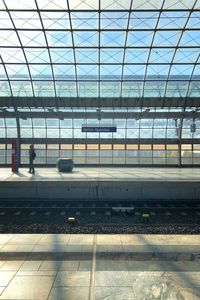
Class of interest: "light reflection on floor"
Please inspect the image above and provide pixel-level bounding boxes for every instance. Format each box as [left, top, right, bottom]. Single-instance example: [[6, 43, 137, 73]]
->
[[0, 234, 199, 299]]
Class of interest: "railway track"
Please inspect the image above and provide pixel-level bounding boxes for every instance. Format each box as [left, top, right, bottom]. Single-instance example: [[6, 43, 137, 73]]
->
[[0, 200, 200, 210], [0, 200, 200, 222], [0, 199, 200, 233]]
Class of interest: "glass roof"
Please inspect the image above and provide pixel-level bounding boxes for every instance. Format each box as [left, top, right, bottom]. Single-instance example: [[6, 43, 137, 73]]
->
[[0, 0, 199, 98]]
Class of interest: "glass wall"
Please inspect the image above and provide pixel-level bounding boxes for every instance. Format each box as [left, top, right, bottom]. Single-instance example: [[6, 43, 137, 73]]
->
[[0, 142, 199, 166], [18, 117, 180, 139], [0, 115, 199, 165]]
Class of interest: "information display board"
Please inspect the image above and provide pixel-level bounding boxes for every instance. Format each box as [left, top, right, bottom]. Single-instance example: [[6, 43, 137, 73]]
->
[[82, 126, 117, 132]]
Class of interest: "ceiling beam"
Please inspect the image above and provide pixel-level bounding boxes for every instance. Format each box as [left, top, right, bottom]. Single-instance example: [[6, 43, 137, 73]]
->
[[1, 138, 199, 145], [0, 97, 200, 108], [0, 8, 200, 12], [1, 111, 200, 119]]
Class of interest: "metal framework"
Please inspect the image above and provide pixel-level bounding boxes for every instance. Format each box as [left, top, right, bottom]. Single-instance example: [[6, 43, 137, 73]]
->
[[0, 0, 199, 101], [1, 138, 200, 145], [1, 111, 200, 119], [1, 97, 200, 108], [0, 0, 200, 165]]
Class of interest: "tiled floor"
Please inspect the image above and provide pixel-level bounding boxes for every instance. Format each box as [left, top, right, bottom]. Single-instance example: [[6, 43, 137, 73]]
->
[[0, 234, 200, 299], [1, 167, 200, 182]]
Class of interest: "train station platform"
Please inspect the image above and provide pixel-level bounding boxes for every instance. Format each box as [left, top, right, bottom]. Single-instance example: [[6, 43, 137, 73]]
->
[[0, 233, 199, 299], [0, 167, 200, 200]]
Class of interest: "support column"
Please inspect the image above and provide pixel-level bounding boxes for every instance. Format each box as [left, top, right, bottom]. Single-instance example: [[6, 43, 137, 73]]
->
[[178, 109, 184, 167], [15, 109, 21, 167]]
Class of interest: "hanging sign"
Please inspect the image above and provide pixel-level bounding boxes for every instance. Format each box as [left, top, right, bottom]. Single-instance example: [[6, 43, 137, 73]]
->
[[82, 124, 117, 132]]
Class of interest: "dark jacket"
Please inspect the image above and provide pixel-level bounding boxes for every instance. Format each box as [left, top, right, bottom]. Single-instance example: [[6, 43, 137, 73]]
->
[[29, 149, 36, 161]]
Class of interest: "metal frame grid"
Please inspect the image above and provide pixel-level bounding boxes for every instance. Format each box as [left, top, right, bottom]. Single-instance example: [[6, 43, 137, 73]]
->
[[0, 0, 199, 102]]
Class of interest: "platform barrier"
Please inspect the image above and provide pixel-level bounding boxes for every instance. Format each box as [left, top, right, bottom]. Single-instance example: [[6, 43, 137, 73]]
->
[[0, 180, 200, 200]]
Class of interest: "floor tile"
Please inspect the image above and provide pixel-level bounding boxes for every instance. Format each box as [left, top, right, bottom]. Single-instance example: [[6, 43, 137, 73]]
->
[[96, 260, 128, 271], [129, 272, 197, 300], [2, 167, 200, 182], [95, 287, 135, 300], [15, 244, 35, 252], [0, 233, 199, 299], [7, 235, 41, 245], [48, 287, 89, 300], [68, 235, 94, 245], [0, 261, 24, 271], [96, 245, 123, 253], [17, 271, 56, 276], [0, 272, 15, 286], [79, 260, 92, 271], [165, 271, 200, 294], [97, 235, 122, 245], [65, 245, 82, 252], [19, 261, 42, 271], [59, 261, 79, 271], [181, 288, 200, 300], [54, 271, 91, 287], [32, 245, 66, 253], [39, 234, 70, 244], [95, 271, 132, 287], [0, 245, 19, 252], [81, 245, 93, 252], [0, 287, 5, 296], [39, 260, 61, 271], [0, 236, 12, 245], [0, 276, 54, 299]]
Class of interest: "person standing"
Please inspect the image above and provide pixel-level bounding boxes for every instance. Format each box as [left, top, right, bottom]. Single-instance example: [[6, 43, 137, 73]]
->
[[28, 144, 36, 174]]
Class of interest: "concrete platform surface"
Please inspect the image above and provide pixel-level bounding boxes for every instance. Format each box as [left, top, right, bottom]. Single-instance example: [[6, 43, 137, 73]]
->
[[0, 234, 199, 299], [1, 167, 200, 182], [1, 167, 200, 200]]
